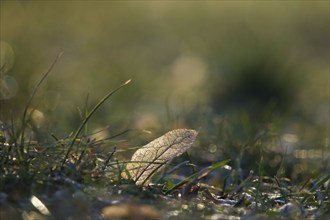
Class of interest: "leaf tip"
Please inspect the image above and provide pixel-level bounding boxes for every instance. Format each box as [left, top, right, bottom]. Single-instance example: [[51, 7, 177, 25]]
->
[[58, 51, 64, 58], [124, 79, 132, 85]]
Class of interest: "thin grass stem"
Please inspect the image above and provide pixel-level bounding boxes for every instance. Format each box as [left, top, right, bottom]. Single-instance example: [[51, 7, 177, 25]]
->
[[61, 79, 131, 169], [20, 52, 63, 149]]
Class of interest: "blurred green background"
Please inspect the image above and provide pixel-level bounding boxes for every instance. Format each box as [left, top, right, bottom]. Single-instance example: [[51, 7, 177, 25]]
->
[[1, 1, 329, 179]]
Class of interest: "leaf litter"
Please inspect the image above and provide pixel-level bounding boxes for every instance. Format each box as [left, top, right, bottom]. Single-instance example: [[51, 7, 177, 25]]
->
[[122, 129, 198, 186]]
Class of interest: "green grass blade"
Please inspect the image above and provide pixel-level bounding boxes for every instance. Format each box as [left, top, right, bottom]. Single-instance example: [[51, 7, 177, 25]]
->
[[165, 159, 230, 195], [300, 174, 330, 204], [61, 79, 131, 169], [20, 52, 63, 148]]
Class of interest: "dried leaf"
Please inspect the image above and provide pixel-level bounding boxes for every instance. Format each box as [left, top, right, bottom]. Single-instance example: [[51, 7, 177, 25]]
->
[[30, 195, 51, 215], [123, 129, 198, 186]]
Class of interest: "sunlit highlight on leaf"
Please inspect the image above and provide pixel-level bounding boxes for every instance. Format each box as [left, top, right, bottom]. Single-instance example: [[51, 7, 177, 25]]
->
[[30, 195, 50, 215]]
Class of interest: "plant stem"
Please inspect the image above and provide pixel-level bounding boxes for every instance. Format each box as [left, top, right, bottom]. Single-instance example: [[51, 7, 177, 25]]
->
[[61, 79, 131, 170]]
